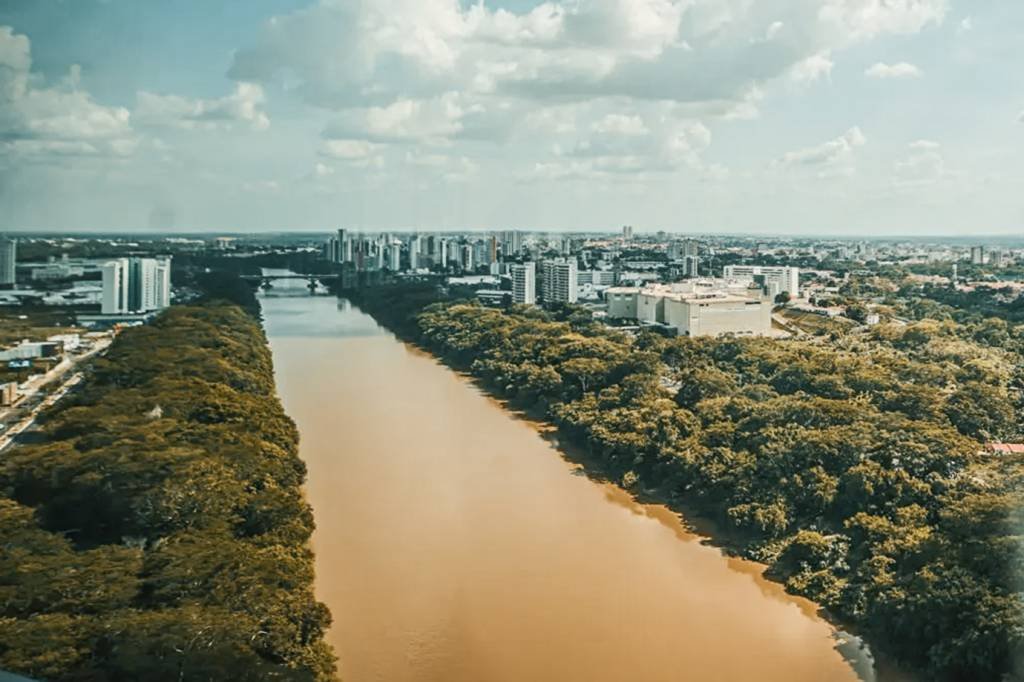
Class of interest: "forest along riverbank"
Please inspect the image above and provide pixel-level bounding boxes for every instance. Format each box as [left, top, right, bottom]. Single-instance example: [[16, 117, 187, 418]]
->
[[260, 288, 883, 682], [0, 302, 334, 681]]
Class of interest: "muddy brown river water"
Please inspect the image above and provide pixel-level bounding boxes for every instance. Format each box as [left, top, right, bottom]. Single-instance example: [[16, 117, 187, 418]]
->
[[261, 288, 881, 682]]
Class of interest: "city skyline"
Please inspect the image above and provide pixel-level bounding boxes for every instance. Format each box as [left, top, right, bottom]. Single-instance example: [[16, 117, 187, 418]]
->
[[1, 1, 1022, 234]]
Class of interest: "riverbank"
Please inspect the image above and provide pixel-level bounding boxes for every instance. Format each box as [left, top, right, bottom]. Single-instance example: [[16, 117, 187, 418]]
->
[[0, 303, 336, 681], [261, 292, 876, 682], [400, 332, 904, 681], [343, 283, 1022, 682]]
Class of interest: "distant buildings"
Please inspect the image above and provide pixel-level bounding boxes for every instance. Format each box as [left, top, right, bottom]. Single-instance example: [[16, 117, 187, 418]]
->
[[101, 257, 171, 315], [577, 269, 616, 286], [501, 230, 523, 258], [325, 229, 352, 264], [668, 239, 700, 260], [606, 280, 772, 337], [487, 236, 498, 265], [970, 246, 986, 265], [511, 262, 536, 305], [622, 225, 634, 241], [0, 236, 15, 288], [31, 263, 85, 281], [722, 265, 800, 298], [407, 236, 424, 270], [0, 340, 61, 361], [387, 241, 401, 271], [682, 255, 700, 279], [542, 259, 578, 304]]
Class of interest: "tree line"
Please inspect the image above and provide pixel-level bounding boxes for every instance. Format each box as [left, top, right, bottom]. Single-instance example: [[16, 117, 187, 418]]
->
[[0, 303, 335, 681], [349, 283, 1024, 682]]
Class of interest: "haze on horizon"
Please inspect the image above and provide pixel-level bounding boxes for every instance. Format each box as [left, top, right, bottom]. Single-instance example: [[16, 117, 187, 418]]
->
[[0, 0, 1021, 235]]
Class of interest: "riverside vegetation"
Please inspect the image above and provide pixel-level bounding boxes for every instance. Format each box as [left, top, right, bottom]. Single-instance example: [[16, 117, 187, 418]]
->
[[350, 283, 1024, 682], [0, 291, 335, 680]]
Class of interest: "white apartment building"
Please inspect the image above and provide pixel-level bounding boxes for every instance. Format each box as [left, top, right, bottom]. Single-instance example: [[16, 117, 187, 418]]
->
[[722, 265, 800, 297], [542, 259, 578, 304], [511, 262, 536, 305], [577, 269, 617, 286], [101, 257, 172, 315], [101, 259, 129, 314]]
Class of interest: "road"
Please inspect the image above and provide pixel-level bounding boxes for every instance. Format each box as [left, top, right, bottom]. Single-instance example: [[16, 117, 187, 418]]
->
[[0, 336, 112, 452]]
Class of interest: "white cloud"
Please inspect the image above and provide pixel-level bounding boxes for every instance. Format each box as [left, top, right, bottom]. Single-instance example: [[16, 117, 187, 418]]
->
[[789, 52, 834, 83], [592, 114, 648, 136], [231, 0, 946, 111], [0, 26, 135, 160], [958, 16, 973, 33], [324, 93, 468, 144], [819, 0, 947, 40], [548, 112, 712, 179], [865, 61, 923, 79], [135, 82, 270, 131], [319, 138, 385, 170], [892, 144, 950, 189], [219, 0, 950, 189], [320, 139, 380, 160], [777, 126, 867, 176], [404, 150, 478, 182]]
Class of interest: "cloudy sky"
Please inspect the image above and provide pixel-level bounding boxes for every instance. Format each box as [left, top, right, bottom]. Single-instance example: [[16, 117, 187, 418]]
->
[[0, 0, 1021, 234]]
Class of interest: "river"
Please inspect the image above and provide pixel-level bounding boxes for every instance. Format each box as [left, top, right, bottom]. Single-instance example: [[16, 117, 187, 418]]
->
[[260, 284, 882, 682]]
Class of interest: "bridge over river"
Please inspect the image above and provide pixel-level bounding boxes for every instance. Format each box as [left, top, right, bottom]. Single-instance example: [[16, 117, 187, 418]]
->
[[240, 273, 340, 291]]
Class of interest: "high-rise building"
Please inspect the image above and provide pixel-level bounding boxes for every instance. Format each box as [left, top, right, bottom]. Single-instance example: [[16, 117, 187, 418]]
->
[[542, 259, 578, 304], [154, 259, 171, 309], [447, 240, 461, 267], [501, 230, 522, 258], [101, 257, 172, 315], [970, 246, 986, 265], [325, 228, 353, 264], [511, 262, 536, 305], [437, 238, 448, 268], [101, 259, 129, 314], [0, 236, 15, 288], [461, 244, 474, 271], [387, 241, 402, 271], [622, 225, 634, 241], [409, 236, 423, 270], [683, 255, 700, 278], [668, 239, 699, 261], [487, 235, 498, 264]]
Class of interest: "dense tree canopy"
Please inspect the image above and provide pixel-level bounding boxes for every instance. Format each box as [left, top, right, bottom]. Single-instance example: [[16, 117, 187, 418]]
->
[[0, 304, 335, 681]]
